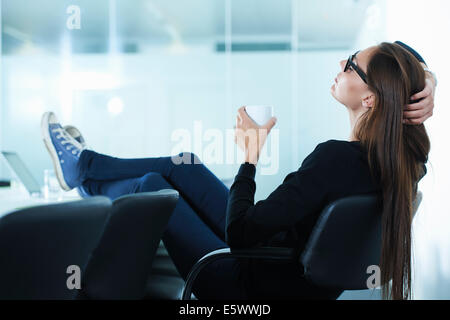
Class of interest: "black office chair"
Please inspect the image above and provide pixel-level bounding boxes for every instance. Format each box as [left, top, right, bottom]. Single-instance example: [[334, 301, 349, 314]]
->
[[78, 189, 179, 300], [0, 196, 112, 300], [181, 192, 423, 300]]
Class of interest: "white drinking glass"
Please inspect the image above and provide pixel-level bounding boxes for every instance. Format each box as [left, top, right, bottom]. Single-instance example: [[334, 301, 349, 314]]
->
[[44, 169, 62, 201]]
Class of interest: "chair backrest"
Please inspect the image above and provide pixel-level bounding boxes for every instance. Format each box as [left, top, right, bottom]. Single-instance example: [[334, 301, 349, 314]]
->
[[78, 189, 179, 300], [300, 192, 422, 290], [0, 197, 112, 299], [300, 194, 382, 290]]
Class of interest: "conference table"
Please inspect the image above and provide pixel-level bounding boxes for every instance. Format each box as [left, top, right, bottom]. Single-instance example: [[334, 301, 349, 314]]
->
[[0, 185, 81, 219], [0, 176, 236, 219]]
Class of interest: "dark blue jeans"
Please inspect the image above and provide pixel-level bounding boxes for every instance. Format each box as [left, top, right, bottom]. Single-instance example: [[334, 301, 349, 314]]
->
[[77, 150, 247, 299]]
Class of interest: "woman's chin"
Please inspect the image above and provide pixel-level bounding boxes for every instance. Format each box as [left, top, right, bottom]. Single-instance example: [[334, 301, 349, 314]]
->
[[330, 84, 337, 98], [330, 86, 344, 106]]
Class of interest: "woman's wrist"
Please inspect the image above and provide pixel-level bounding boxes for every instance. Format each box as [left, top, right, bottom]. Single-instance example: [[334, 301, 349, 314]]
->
[[421, 63, 437, 87], [244, 152, 258, 165], [424, 69, 437, 87]]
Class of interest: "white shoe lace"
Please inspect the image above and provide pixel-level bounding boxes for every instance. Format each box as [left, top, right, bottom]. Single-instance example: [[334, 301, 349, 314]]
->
[[51, 127, 82, 156]]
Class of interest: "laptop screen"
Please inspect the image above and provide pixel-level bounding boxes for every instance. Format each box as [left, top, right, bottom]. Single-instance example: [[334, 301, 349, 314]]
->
[[1, 151, 41, 195]]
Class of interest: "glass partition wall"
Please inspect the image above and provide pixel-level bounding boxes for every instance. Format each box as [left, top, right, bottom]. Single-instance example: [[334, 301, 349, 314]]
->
[[0, 0, 374, 198]]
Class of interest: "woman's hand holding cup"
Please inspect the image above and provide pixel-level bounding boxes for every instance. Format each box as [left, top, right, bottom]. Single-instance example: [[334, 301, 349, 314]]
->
[[234, 106, 277, 165]]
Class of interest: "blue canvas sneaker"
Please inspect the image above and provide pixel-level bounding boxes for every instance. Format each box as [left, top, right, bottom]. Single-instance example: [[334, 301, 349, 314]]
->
[[63, 125, 90, 198], [63, 125, 87, 149], [41, 112, 84, 191]]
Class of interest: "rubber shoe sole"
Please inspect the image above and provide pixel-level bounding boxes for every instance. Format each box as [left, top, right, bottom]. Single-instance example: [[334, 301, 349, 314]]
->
[[41, 112, 72, 191]]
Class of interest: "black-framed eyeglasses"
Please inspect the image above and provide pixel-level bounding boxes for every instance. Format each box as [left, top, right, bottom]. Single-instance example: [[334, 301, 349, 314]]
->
[[344, 51, 367, 84]]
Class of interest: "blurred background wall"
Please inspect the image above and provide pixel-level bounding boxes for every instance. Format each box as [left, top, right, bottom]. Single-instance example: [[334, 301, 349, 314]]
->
[[0, 0, 448, 299]]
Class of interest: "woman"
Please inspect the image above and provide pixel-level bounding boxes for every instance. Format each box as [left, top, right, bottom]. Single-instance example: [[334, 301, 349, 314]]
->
[[42, 41, 435, 300]]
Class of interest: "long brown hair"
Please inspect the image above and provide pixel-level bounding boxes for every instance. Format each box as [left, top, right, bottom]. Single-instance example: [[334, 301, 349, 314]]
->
[[354, 42, 430, 300]]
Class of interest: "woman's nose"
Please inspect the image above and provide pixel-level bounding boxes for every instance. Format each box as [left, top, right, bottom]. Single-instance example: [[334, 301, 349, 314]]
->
[[339, 60, 346, 70]]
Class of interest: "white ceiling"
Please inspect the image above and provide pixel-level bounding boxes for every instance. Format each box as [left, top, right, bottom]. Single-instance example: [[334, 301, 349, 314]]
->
[[2, 0, 376, 53]]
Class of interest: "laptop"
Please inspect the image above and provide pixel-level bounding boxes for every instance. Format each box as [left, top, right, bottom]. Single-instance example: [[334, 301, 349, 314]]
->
[[1, 151, 42, 197]]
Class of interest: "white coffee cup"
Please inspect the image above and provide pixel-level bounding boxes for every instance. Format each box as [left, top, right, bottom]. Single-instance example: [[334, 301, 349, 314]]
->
[[244, 105, 274, 126]]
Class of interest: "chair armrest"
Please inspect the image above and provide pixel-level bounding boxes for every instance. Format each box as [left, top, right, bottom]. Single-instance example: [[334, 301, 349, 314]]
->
[[181, 247, 294, 300]]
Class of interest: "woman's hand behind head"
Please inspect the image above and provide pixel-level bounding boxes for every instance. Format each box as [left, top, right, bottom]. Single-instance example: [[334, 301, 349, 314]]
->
[[403, 77, 436, 125]]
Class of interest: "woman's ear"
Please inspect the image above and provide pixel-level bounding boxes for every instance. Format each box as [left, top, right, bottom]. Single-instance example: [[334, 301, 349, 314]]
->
[[362, 94, 375, 109]]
